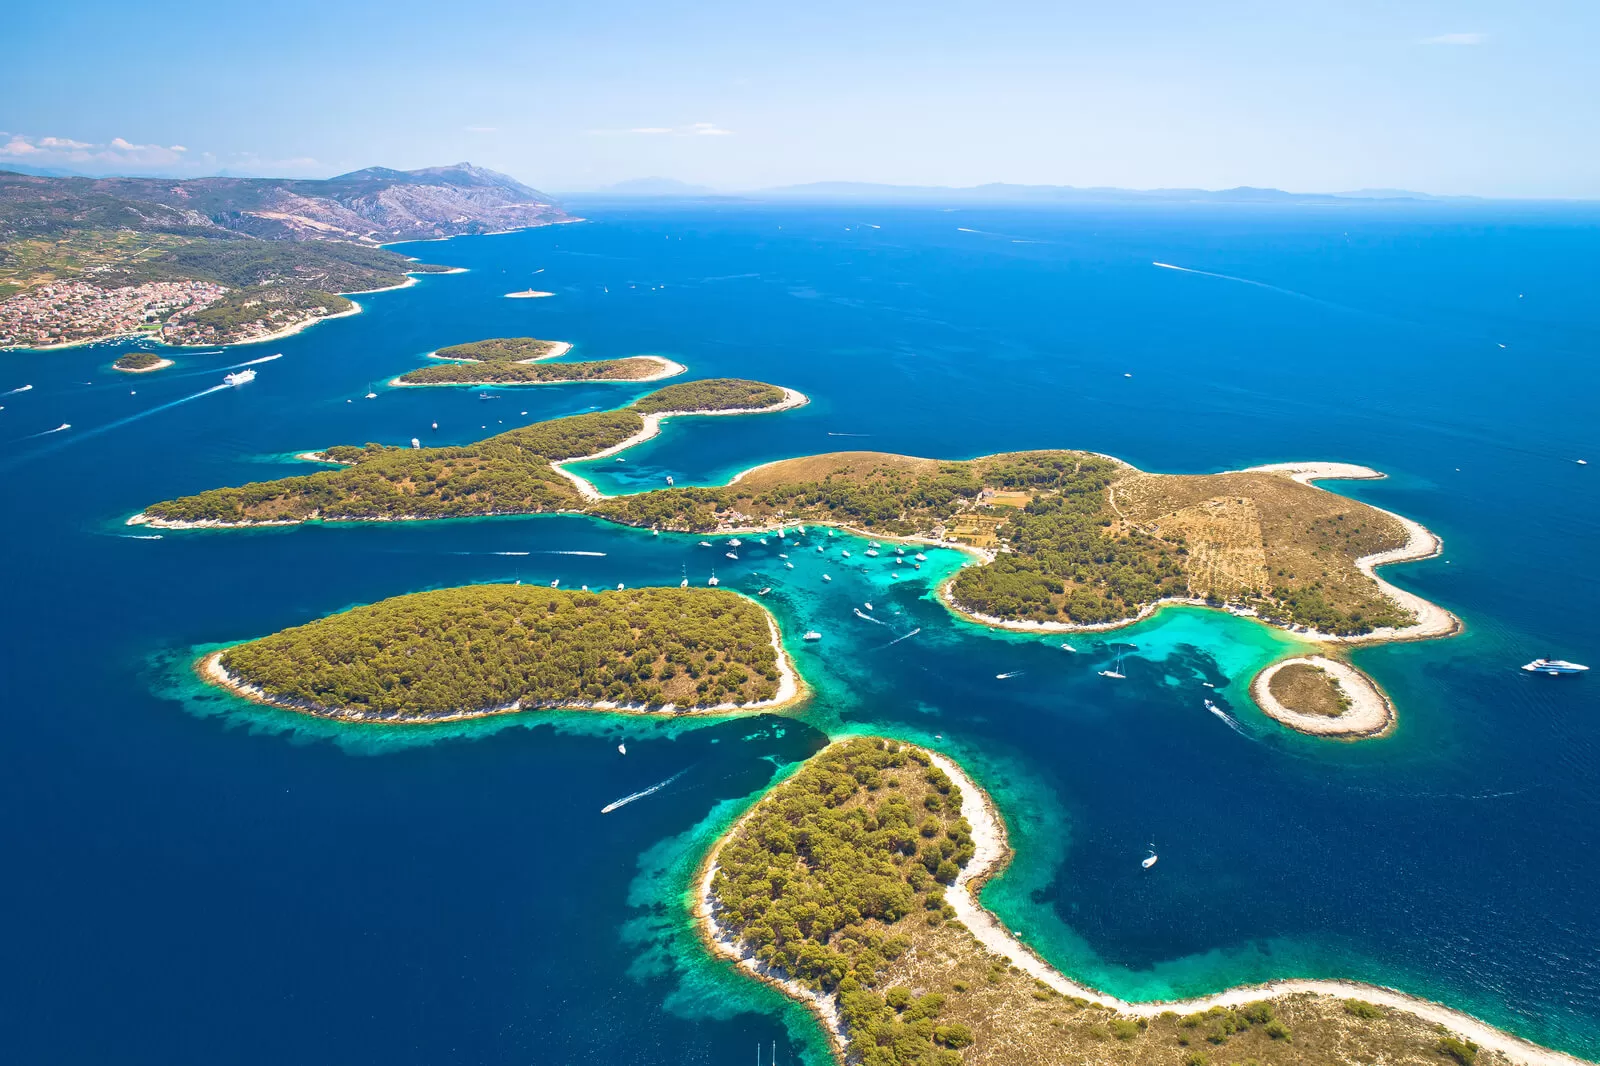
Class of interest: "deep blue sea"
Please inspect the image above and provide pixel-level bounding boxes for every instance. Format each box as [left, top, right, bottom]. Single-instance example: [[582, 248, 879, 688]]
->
[[2, 201, 1598, 1064]]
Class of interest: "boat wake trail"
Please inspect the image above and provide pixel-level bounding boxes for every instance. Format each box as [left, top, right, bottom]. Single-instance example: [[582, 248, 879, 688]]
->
[[995, 670, 1024, 680], [3, 384, 33, 396], [601, 770, 687, 814], [854, 608, 886, 625], [827, 432, 871, 437], [222, 353, 283, 371], [870, 627, 922, 651], [1152, 261, 1353, 313], [539, 550, 606, 557], [5, 382, 232, 461], [493, 551, 531, 556], [1205, 700, 1257, 740]]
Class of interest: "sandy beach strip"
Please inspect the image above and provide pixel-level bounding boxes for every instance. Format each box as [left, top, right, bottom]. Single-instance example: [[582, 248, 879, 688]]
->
[[1249, 655, 1394, 737], [1243, 462, 1461, 645], [927, 751, 1587, 1066], [550, 388, 811, 502]]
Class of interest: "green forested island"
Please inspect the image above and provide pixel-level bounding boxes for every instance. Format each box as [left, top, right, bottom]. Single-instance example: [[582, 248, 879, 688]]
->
[[593, 450, 1411, 634], [394, 335, 679, 385], [704, 739, 1524, 1066], [139, 386, 1415, 635], [136, 378, 790, 526], [210, 584, 788, 720], [112, 351, 169, 371]]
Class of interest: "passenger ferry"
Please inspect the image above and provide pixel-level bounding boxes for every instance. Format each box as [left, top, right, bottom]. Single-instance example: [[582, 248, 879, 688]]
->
[[223, 368, 256, 387]]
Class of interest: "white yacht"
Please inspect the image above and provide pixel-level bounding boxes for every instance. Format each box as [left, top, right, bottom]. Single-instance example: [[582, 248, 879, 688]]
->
[[708, 570, 719, 586], [1142, 848, 1159, 869], [699, 540, 713, 548], [804, 631, 822, 641], [864, 549, 878, 557], [223, 368, 256, 387], [914, 553, 927, 562], [822, 574, 832, 582], [1523, 659, 1589, 675], [726, 552, 739, 560]]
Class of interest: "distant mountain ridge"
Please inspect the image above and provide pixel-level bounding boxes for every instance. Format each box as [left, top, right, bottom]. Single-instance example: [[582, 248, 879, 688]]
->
[[749, 181, 1473, 204], [568, 178, 1473, 204], [0, 162, 568, 244]]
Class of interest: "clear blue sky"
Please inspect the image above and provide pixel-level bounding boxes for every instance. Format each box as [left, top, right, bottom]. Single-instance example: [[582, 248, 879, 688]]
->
[[3, 0, 1595, 197]]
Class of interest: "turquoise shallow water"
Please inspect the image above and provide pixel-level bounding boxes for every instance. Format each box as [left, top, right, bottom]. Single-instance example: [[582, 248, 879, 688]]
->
[[2, 201, 1598, 1064]]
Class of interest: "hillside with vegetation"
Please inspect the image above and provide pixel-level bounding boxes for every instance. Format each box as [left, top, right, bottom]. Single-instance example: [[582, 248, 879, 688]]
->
[[137, 379, 789, 526], [395, 335, 673, 385], [594, 449, 1410, 635], [0, 164, 566, 346], [214, 584, 784, 720], [705, 739, 1525, 1066]]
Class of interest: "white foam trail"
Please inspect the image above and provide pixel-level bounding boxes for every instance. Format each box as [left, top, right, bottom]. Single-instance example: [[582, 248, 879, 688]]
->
[[854, 608, 886, 625], [873, 627, 922, 650], [14, 382, 228, 452], [601, 769, 686, 813], [222, 353, 283, 370], [1206, 701, 1255, 740], [120, 534, 163, 540], [956, 227, 981, 233], [24, 422, 71, 438], [3, 384, 33, 396], [1152, 261, 1327, 304], [536, 550, 606, 557], [996, 670, 1024, 679], [493, 551, 530, 556]]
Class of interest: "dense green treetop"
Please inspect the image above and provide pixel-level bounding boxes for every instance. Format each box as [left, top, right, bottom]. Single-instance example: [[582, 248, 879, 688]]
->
[[140, 382, 786, 525], [218, 584, 783, 719], [711, 737, 976, 1065], [432, 337, 563, 362], [399, 358, 664, 385], [112, 351, 166, 370], [632, 378, 786, 413]]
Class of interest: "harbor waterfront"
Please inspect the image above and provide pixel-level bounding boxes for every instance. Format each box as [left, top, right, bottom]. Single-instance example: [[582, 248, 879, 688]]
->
[[2, 202, 1598, 1064]]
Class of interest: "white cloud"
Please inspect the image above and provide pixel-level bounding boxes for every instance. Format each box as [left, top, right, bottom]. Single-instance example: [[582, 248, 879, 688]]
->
[[1421, 32, 1487, 45], [629, 127, 675, 135], [0, 132, 265, 172], [691, 122, 733, 136]]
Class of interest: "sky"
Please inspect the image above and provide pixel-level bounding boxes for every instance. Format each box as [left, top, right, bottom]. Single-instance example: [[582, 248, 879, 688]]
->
[[2, 0, 1596, 198]]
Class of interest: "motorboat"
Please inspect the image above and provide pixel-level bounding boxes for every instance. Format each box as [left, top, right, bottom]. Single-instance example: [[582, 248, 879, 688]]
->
[[1523, 659, 1589, 675]]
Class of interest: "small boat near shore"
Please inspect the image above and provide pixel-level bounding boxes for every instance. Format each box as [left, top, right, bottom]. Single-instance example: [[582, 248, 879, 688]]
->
[[1523, 658, 1589, 675], [804, 631, 822, 641]]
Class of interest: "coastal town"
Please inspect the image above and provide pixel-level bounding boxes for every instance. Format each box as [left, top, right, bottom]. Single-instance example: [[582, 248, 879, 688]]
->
[[0, 278, 225, 348]]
